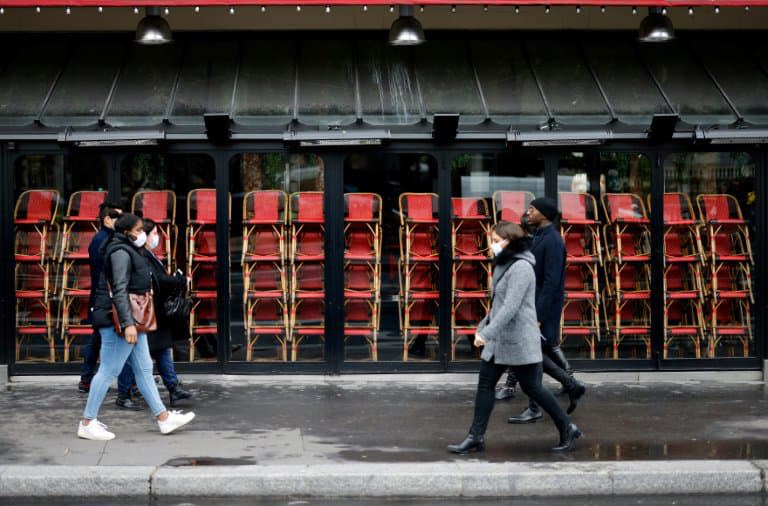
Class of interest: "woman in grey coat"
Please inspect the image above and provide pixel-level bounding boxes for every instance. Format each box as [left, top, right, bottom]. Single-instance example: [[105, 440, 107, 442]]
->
[[448, 222, 582, 454]]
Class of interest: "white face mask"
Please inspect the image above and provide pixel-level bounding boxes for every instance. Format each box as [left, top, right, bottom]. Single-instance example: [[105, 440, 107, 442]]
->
[[132, 231, 147, 248], [148, 232, 160, 250], [491, 240, 507, 256]]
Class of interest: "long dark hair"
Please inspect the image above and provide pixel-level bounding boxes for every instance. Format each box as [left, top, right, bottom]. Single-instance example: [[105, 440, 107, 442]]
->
[[142, 217, 157, 234], [113, 213, 142, 236]]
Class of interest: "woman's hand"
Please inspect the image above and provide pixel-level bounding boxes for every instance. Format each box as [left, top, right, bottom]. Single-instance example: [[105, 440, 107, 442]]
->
[[474, 333, 486, 348], [124, 325, 138, 344]]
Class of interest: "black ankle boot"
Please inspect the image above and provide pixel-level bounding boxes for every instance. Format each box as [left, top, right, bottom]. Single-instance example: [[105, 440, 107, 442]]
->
[[567, 381, 586, 415], [552, 423, 582, 452], [507, 405, 543, 424], [115, 395, 142, 411], [447, 434, 485, 454], [169, 385, 192, 405]]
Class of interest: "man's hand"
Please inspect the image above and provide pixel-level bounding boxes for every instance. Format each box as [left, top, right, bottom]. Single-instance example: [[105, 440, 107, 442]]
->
[[124, 325, 138, 344], [474, 333, 486, 348]]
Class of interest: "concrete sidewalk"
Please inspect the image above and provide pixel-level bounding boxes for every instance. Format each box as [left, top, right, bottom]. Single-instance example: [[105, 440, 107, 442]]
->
[[1, 372, 767, 498]]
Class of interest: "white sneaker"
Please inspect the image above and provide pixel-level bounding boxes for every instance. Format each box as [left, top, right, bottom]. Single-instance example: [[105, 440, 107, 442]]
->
[[158, 410, 195, 435], [78, 419, 115, 441]]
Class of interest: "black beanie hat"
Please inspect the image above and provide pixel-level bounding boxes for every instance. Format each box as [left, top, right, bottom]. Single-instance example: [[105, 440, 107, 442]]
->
[[530, 197, 559, 222]]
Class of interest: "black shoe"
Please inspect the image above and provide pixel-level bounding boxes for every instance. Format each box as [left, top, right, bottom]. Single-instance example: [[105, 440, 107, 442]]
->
[[495, 385, 517, 401], [169, 386, 192, 406], [115, 396, 142, 411], [507, 407, 543, 424], [552, 423, 582, 452], [567, 381, 586, 415], [78, 381, 90, 394], [447, 434, 485, 454]]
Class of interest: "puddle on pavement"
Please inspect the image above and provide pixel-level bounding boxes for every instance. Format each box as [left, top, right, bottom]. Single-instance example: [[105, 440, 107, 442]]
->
[[164, 457, 255, 466]]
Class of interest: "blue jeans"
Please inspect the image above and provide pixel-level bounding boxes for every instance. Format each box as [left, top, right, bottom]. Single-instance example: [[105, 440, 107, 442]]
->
[[118, 347, 179, 396], [80, 329, 135, 393], [83, 326, 166, 419]]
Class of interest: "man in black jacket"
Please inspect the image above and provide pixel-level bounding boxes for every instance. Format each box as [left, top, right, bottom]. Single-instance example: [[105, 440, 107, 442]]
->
[[507, 197, 586, 423]]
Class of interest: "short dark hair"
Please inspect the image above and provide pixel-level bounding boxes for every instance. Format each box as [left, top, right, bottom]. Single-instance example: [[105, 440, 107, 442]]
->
[[142, 217, 157, 234], [98, 201, 122, 222], [113, 213, 142, 235]]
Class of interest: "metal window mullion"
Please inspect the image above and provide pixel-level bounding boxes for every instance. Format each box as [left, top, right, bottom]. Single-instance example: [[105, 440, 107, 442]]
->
[[229, 40, 243, 119], [650, 149, 665, 368], [466, 39, 490, 121], [99, 42, 131, 126], [634, 43, 677, 115], [521, 41, 554, 124], [580, 41, 617, 122], [685, 42, 743, 123], [437, 151, 452, 367], [163, 39, 188, 123], [353, 41, 363, 122], [214, 151, 231, 369], [36, 39, 73, 124]]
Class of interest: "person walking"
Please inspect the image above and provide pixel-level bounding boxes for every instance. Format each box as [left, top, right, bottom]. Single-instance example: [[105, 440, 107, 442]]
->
[[116, 218, 192, 407], [78, 201, 136, 410], [77, 213, 195, 441], [447, 222, 582, 454], [508, 197, 586, 424]]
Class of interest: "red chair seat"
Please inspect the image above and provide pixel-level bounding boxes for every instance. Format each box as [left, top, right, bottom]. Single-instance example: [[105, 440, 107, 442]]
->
[[562, 328, 594, 335], [714, 327, 747, 335], [617, 327, 650, 335], [667, 291, 698, 300], [14, 219, 48, 225], [192, 291, 217, 299], [716, 290, 750, 299], [18, 327, 49, 334], [16, 290, 46, 298], [669, 327, 699, 335], [407, 292, 440, 300], [619, 292, 651, 300], [565, 292, 595, 300], [454, 290, 488, 299], [710, 219, 747, 225], [15, 254, 44, 262], [248, 290, 284, 299], [248, 326, 286, 333], [295, 291, 325, 299], [561, 219, 599, 225]]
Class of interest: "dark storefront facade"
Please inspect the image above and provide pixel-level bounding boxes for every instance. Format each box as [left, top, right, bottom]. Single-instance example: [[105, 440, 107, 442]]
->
[[1, 23, 765, 375]]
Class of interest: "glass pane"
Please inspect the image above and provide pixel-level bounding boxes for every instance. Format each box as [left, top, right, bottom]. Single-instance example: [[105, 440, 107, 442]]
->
[[13, 155, 108, 364], [234, 40, 296, 126], [343, 154, 439, 362], [170, 40, 238, 125], [357, 40, 421, 125], [106, 44, 182, 126], [664, 153, 756, 359], [526, 40, 612, 125], [696, 41, 768, 125], [558, 152, 652, 360], [0, 39, 67, 126], [415, 41, 485, 125], [42, 40, 123, 127], [120, 155, 217, 362], [297, 40, 356, 126], [230, 153, 325, 362], [583, 40, 672, 125], [640, 43, 735, 125], [470, 40, 548, 126], [450, 153, 544, 361]]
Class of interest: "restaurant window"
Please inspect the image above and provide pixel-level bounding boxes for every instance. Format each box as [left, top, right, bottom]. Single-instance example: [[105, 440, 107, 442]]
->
[[230, 153, 325, 362], [558, 152, 652, 360], [12, 154, 107, 364], [450, 152, 545, 361], [664, 152, 757, 359], [121, 154, 216, 362], [343, 153, 439, 362]]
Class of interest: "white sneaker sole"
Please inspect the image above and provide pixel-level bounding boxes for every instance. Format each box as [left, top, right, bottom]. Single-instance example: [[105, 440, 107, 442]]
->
[[77, 429, 115, 441], [159, 412, 195, 435]]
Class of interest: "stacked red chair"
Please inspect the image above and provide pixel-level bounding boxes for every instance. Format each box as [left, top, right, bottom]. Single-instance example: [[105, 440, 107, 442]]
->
[[242, 190, 288, 362], [58, 191, 106, 362], [559, 192, 602, 359], [602, 193, 652, 358], [492, 190, 535, 225], [14, 190, 60, 362], [132, 190, 177, 272], [698, 194, 754, 357], [650, 193, 706, 358], [289, 192, 325, 361], [399, 193, 439, 361], [187, 189, 229, 362], [451, 197, 491, 360], [343, 193, 382, 361]]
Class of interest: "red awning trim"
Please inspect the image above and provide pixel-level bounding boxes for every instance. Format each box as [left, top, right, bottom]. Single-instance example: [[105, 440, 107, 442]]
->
[[0, 0, 766, 6]]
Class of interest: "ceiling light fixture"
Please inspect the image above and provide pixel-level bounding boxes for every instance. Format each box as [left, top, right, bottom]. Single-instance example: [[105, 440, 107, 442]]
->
[[388, 5, 425, 46], [638, 7, 675, 42], [135, 6, 172, 45]]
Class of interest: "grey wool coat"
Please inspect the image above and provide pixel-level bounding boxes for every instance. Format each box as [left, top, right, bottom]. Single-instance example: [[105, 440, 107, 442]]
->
[[476, 250, 543, 366]]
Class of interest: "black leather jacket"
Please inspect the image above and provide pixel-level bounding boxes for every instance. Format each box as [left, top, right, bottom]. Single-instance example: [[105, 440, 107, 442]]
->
[[90, 233, 153, 331]]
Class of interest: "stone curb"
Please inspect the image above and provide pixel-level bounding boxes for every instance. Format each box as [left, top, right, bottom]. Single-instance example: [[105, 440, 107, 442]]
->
[[1, 461, 765, 498]]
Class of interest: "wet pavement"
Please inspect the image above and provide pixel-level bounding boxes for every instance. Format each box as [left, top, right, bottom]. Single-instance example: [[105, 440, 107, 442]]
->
[[0, 373, 767, 466]]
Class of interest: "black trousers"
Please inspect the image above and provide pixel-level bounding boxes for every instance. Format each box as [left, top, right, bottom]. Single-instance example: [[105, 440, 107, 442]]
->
[[470, 358, 570, 437]]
